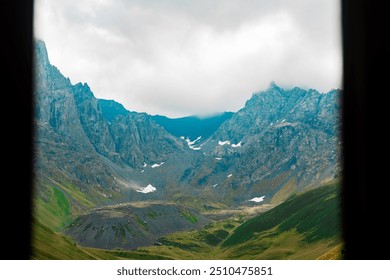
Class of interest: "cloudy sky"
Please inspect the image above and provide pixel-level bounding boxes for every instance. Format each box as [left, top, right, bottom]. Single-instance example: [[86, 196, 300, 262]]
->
[[35, 0, 341, 118]]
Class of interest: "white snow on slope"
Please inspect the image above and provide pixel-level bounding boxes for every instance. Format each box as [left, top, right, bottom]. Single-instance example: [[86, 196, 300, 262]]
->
[[248, 196, 265, 203], [187, 136, 202, 145], [231, 141, 242, 148], [218, 140, 231, 146], [227, 174, 233, 178], [136, 184, 157, 193], [186, 136, 202, 150], [215, 157, 222, 160], [274, 122, 298, 128], [151, 162, 164, 168], [212, 184, 218, 188]]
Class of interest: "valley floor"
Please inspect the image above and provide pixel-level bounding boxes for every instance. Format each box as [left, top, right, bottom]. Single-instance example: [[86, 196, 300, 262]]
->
[[32, 183, 343, 260]]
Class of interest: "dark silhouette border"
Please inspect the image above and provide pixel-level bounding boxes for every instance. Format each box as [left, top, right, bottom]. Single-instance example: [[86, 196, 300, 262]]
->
[[1, 0, 389, 259]]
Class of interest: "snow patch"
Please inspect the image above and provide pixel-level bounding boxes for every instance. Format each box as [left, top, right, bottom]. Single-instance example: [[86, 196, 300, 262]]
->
[[186, 136, 202, 150], [212, 184, 218, 188], [227, 174, 233, 178], [218, 140, 231, 146], [151, 162, 164, 168], [231, 141, 242, 148], [143, 163, 147, 168], [275, 122, 298, 128], [136, 184, 157, 194], [187, 136, 202, 145], [180, 136, 185, 140], [248, 196, 265, 203], [215, 157, 222, 160]]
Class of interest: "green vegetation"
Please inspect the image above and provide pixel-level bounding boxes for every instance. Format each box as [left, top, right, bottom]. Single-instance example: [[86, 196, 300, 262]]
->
[[118, 184, 342, 260], [223, 183, 340, 247], [134, 215, 149, 231], [146, 210, 158, 219], [179, 210, 198, 223], [57, 181, 95, 208], [32, 182, 342, 260], [202, 230, 229, 246], [32, 221, 94, 260], [34, 184, 72, 230], [171, 193, 227, 212], [31, 221, 169, 260]]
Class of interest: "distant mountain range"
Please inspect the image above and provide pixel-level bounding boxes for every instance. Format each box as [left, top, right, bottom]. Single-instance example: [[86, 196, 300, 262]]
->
[[33, 40, 341, 256], [151, 113, 234, 140]]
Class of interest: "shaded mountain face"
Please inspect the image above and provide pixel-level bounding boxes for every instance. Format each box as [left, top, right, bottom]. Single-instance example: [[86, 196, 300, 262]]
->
[[187, 83, 341, 205], [34, 41, 192, 203], [34, 40, 340, 208], [151, 113, 234, 141]]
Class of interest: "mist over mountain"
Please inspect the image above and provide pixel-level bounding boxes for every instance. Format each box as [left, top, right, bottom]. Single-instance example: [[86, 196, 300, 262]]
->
[[33, 40, 341, 255], [192, 82, 341, 204], [34, 40, 340, 206]]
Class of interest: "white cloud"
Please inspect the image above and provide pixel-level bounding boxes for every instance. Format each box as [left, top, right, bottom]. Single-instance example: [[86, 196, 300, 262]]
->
[[34, 0, 341, 118]]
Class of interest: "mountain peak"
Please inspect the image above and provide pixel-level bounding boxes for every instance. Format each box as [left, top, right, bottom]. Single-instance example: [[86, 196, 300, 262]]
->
[[269, 81, 280, 89], [98, 99, 130, 122], [74, 82, 91, 91], [35, 40, 50, 66]]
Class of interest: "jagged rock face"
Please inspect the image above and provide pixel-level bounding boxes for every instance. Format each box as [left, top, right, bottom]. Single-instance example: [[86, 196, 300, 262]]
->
[[193, 83, 341, 204], [34, 40, 341, 206], [34, 41, 91, 149], [104, 108, 186, 169], [33, 41, 188, 198], [72, 83, 116, 158]]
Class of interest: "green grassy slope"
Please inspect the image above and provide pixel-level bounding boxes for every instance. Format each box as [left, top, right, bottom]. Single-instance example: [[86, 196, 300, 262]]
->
[[34, 184, 72, 230], [128, 184, 342, 260], [223, 183, 340, 247], [33, 176, 99, 230], [32, 183, 342, 260], [32, 221, 94, 259], [32, 220, 172, 260]]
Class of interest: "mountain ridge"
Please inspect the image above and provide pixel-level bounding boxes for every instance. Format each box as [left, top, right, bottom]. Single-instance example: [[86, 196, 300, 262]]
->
[[33, 40, 341, 255], [34, 39, 340, 207]]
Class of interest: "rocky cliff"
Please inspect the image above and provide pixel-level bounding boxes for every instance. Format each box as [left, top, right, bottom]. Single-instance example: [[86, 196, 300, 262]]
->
[[34, 40, 341, 208]]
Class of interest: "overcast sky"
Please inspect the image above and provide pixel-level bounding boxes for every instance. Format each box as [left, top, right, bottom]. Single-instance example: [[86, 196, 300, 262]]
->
[[35, 0, 341, 118]]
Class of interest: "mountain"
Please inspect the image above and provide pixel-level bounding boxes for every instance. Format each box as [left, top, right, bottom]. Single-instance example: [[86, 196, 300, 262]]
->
[[184, 82, 341, 205], [33, 40, 341, 256], [34, 40, 196, 207], [152, 113, 234, 141]]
